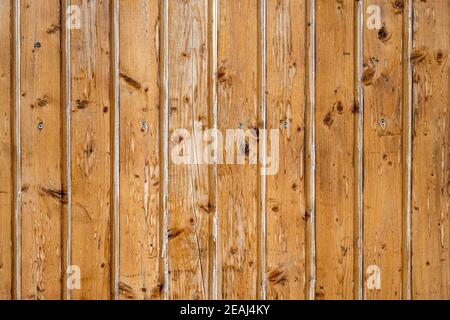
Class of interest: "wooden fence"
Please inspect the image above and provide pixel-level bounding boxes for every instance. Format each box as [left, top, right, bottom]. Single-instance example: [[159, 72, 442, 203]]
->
[[0, 0, 448, 300]]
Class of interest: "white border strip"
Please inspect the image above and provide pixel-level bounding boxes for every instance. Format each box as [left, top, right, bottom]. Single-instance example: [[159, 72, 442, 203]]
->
[[405, 0, 413, 300], [211, 0, 219, 301], [112, 0, 120, 301], [308, 0, 316, 301], [260, 0, 267, 300], [356, 0, 364, 301], [162, 0, 169, 300], [14, 0, 21, 300], [65, 0, 72, 301]]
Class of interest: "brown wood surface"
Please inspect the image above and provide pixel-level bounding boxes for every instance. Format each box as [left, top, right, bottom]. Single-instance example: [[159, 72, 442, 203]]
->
[[70, 0, 111, 300], [0, 0, 448, 301], [411, 0, 449, 300], [265, 0, 307, 300], [0, 0, 12, 300], [118, 0, 162, 300], [20, 0, 63, 300], [167, 0, 212, 300], [314, 0, 356, 300], [363, 0, 405, 300], [216, 0, 260, 299]]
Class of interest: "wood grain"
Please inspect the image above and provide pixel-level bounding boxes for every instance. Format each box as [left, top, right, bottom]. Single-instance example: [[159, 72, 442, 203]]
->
[[167, 0, 212, 300], [0, 0, 12, 300], [315, 0, 356, 300], [412, 0, 449, 300], [216, 0, 260, 299], [0, 0, 448, 301], [363, 0, 405, 300], [265, 0, 307, 300], [118, 0, 162, 300], [70, 0, 111, 300], [20, 0, 63, 300]]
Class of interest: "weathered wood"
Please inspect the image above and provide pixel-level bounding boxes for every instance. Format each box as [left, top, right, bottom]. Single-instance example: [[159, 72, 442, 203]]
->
[[0, 0, 12, 300], [315, 0, 356, 300], [0, 0, 448, 301], [70, 0, 111, 299], [167, 0, 212, 300], [363, 0, 405, 300], [20, 0, 63, 300], [118, 0, 162, 300], [216, 0, 260, 299], [412, 0, 449, 300], [265, 0, 307, 300]]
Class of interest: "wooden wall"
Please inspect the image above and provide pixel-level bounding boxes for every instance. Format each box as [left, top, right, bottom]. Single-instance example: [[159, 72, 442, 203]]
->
[[0, 0, 448, 300]]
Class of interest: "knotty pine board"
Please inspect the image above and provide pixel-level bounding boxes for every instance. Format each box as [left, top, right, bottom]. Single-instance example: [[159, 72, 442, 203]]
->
[[0, 0, 448, 301]]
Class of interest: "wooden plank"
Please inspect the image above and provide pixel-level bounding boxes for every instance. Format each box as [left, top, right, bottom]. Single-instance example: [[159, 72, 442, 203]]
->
[[0, 0, 12, 300], [118, 0, 162, 300], [265, 0, 307, 300], [411, 0, 449, 300], [216, 0, 260, 299], [362, 0, 405, 300], [70, 0, 111, 299], [167, 0, 212, 300], [20, 0, 63, 300], [315, 0, 356, 300]]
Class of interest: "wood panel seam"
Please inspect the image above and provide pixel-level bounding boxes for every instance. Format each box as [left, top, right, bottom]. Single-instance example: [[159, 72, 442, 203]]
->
[[307, 0, 316, 301], [402, 0, 413, 300], [111, 0, 120, 301], [211, 0, 219, 301], [62, 0, 72, 301], [12, 0, 21, 300], [355, 0, 364, 301], [161, 0, 169, 300], [259, 0, 267, 301]]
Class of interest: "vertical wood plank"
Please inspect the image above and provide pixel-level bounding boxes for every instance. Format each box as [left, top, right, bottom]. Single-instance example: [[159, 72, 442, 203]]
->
[[216, 0, 260, 299], [0, 0, 12, 300], [363, 0, 405, 300], [265, 0, 307, 300], [20, 0, 63, 300], [315, 0, 356, 300], [61, 0, 71, 301], [70, 0, 111, 299], [118, 0, 162, 300], [167, 0, 212, 300], [412, 0, 449, 300]]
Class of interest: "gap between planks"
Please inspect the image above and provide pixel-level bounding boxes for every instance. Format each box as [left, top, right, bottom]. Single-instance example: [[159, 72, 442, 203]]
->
[[306, 0, 316, 301], [210, 0, 219, 301], [12, 0, 21, 300], [355, 0, 364, 301], [259, 0, 267, 301], [402, 0, 413, 300], [111, 0, 120, 301], [62, 0, 72, 301], [161, 0, 170, 300]]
